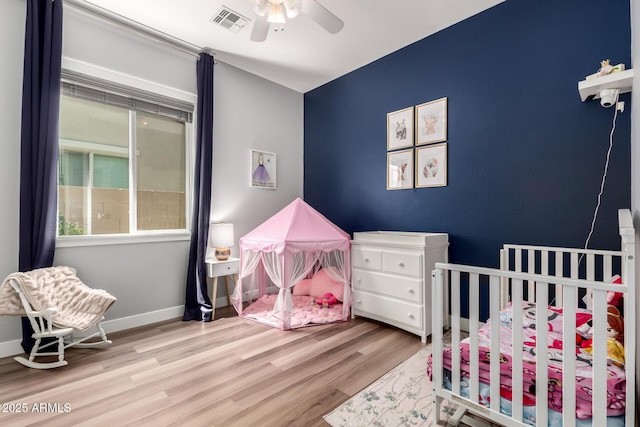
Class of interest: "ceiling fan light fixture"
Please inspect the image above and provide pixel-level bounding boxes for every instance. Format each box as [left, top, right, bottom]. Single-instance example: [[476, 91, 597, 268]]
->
[[252, 0, 268, 16], [250, 0, 343, 42], [283, 0, 302, 18], [267, 4, 286, 24]]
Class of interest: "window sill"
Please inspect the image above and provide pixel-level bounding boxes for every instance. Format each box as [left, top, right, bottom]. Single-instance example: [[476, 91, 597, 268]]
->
[[56, 230, 191, 248]]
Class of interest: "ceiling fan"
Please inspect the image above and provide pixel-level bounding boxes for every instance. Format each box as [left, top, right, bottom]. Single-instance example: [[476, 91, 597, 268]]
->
[[249, 0, 344, 42]]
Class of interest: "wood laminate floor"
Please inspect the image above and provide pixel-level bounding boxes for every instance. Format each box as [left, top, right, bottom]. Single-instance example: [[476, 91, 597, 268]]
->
[[0, 307, 425, 427]]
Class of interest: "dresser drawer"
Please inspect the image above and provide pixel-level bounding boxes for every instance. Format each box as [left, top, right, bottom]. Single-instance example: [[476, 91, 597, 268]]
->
[[353, 291, 422, 330], [351, 247, 383, 271], [352, 269, 422, 304], [382, 251, 422, 277], [351, 231, 448, 343]]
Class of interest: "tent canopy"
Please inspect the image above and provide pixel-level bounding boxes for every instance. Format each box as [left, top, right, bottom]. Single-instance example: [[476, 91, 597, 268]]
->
[[240, 198, 350, 254], [232, 198, 352, 330]]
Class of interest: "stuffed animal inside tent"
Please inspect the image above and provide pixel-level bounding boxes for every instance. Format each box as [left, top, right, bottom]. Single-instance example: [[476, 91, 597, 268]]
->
[[314, 293, 338, 308]]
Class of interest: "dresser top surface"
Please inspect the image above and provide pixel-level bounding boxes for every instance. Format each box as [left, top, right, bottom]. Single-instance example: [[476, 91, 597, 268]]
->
[[352, 231, 448, 246]]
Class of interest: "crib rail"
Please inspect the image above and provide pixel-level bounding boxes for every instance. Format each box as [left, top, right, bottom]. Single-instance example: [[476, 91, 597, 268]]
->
[[499, 244, 622, 309], [432, 263, 635, 427]]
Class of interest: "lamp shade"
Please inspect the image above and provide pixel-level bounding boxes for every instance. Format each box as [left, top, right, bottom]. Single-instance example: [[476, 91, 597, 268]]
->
[[210, 223, 234, 248]]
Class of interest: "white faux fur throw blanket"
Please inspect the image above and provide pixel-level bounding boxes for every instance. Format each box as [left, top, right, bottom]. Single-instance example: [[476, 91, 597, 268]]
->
[[0, 266, 116, 331]]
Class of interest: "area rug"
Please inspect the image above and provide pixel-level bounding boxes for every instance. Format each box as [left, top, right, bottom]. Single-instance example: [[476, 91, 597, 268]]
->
[[323, 344, 457, 426]]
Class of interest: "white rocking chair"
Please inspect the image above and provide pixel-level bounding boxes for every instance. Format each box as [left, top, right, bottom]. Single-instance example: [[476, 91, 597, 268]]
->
[[0, 266, 116, 369]]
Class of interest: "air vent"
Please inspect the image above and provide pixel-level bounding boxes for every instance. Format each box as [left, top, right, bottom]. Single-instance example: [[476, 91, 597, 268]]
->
[[210, 6, 250, 33]]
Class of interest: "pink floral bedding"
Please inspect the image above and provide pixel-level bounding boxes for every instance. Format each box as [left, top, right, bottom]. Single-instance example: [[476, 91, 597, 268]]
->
[[242, 294, 346, 328], [429, 302, 626, 420]]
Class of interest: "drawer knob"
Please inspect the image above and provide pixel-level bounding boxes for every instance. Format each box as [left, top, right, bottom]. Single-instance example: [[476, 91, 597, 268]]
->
[[407, 288, 414, 294], [398, 262, 405, 267], [357, 299, 362, 304], [407, 313, 415, 319], [357, 278, 361, 283], [364, 258, 370, 262]]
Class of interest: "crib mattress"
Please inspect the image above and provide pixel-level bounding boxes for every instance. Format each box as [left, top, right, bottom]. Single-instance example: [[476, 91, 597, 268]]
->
[[440, 370, 625, 427], [428, 301, 626, 421], [241, 294, 346, 328]]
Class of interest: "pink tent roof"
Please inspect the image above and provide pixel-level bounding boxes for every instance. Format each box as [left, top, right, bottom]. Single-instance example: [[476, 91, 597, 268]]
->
[[240, 198, 350, 254]]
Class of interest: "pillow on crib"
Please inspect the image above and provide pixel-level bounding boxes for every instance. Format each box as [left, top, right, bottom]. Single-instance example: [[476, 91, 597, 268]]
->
[[607, 274, 623, 307], [310, 269, 344, 302], [292, 278, 312, 296], [582, 274, 623, 310]]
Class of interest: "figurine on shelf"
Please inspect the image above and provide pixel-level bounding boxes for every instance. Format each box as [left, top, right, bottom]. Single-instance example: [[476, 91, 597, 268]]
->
[[585, 60, 625, 80], [598, 59, 615, 76]]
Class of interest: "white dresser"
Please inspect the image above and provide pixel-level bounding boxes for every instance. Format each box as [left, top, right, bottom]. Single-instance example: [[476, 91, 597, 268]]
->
[[351, 231, 449, 343]]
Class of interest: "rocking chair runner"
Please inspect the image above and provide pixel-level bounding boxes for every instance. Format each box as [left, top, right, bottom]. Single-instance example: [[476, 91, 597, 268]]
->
[[0, 266, 116, 369]]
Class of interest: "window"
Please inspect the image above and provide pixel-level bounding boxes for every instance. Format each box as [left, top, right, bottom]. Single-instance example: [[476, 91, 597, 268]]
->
[[58, 69, 193, 239]]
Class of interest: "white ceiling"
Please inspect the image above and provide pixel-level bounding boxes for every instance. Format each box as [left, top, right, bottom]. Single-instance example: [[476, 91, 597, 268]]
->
[[74, 0, 505, 93]]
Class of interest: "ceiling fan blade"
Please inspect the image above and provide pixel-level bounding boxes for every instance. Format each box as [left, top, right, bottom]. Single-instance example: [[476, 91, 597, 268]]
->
[[303, 0, 344, 34], [250, 16, 271, 42]]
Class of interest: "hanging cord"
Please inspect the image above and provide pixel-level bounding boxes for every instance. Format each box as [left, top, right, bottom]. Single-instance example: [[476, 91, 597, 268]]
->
[[579, 90, 620, 266]]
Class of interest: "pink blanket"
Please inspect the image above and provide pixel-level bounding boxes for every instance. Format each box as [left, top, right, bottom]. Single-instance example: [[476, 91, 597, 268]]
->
[[242, 294, 346, 328], [429, 302, 626, 419]]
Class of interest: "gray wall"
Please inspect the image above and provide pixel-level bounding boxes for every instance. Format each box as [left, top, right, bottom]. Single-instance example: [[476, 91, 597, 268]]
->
[[211, 61, 304, 255], [631, 0, 639, 411], [0, 0, 26, 348], [0, 1, 303, 356]]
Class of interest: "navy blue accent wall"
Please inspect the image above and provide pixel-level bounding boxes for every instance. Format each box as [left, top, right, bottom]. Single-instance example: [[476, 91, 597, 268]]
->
[[304, 0, 631, 270]]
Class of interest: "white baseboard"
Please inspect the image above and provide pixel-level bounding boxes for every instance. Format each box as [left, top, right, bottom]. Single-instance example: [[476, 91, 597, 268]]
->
[[101, 298, 235, 333], [447, 316, 484, 334], [0, 300, 235, 359], [100, 305, 185, 334], [0, 339, 23, 359], [459, 316, 470, 333]]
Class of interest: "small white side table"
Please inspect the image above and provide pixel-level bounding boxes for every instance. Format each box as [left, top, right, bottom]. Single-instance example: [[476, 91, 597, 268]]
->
[[205, 257, 239, 320]]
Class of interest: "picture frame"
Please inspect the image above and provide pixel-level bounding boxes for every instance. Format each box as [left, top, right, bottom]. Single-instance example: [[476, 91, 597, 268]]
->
[[387, 106, 414, 151], [415, 143, 447, 188], [387, 148, 414, 190], [415, 97, 447, 146], [250, 149, 276, 189]]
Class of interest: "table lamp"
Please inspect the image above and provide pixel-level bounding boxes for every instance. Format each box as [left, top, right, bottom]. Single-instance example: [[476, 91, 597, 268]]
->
[[210, 222, 234, 261]]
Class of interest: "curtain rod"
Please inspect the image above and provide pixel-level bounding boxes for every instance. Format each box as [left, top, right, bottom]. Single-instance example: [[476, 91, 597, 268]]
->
[[64, 0, 216, 60]]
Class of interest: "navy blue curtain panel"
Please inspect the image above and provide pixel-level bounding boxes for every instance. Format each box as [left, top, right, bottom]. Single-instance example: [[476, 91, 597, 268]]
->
[[183, 53, 215, 321], [19, 0, 63, 353]]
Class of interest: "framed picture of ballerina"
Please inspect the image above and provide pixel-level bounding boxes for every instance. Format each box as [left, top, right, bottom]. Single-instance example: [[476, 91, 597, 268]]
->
[[250, 149, 276, 189], [415, 97, 447, 146], [415, 143, 447, 188]]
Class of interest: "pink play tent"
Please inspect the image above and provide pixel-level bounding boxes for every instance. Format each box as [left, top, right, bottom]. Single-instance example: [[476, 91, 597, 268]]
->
[[230, 198, 351, 330]]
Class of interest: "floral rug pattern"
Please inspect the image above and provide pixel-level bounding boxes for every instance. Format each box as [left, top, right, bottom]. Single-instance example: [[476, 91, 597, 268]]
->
[[324, 344, 457, 426]]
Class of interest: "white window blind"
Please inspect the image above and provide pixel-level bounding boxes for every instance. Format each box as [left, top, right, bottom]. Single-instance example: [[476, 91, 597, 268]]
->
[[61, 69, 193, 123]]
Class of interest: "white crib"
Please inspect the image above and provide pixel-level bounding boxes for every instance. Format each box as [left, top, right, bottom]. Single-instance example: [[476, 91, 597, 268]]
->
[[431, 209, 636, 427]]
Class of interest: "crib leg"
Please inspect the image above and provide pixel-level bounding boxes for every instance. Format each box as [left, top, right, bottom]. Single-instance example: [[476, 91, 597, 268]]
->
[[434, 394, 442, 424], [449, 406, 466, 426]]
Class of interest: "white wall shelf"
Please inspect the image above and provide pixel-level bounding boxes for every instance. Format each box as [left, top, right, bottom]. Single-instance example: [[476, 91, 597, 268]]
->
[[578, 68, 634, 102]]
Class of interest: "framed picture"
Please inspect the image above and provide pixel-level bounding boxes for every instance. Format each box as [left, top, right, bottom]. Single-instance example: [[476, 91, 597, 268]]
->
[[415, 97, 447, 146], [387, 149, 414, 190], [415, 143, 447, 188], [250, 149, 276, 189], [387, 106, 414, 151]]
